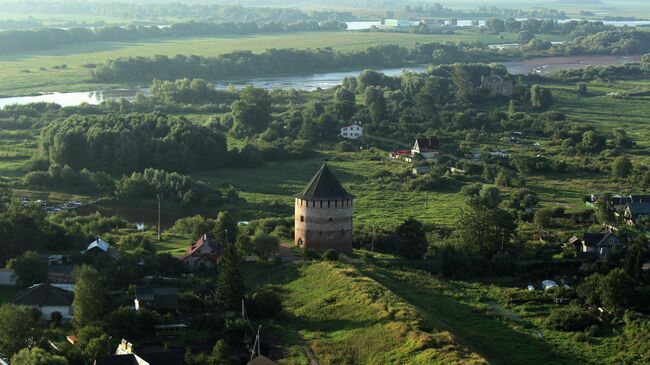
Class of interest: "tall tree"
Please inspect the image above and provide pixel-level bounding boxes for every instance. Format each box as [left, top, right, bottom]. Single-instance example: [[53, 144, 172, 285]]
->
[[456, 187, 516, 258], [595, 193, 615, 225], [11, 347, 68, 365], [230, 86, 271, 138], [395, 218, 427, 259], [72, 265, 105, 327], [0, 304, 39, 357], [333, 88, 356, 121], [530, 85, 553, 109], [215, 244, 245, 310], [213, 211, 238, 245], [612, 156, 633, 178], [6, 250, 47, 287]]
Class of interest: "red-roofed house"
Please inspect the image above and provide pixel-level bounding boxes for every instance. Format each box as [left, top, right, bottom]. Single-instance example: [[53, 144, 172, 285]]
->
[[411, 137, 441, 160], [179, 234, 221, 269]]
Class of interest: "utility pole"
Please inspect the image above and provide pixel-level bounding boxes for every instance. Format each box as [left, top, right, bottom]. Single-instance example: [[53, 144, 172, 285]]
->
[[156, 194, 163, 241], [225, 228, 229, 246]]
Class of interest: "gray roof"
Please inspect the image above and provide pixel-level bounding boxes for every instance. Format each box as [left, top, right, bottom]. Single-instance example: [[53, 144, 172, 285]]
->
[[294, 164, 353, 200], [582, 231, 622, 248], [13, 283, 73, 307], [627, 202, 650, 218], [135, 287, 178, 310]]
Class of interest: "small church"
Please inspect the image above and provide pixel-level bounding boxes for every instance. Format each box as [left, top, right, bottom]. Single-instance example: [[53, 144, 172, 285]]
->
[[294, 164, 354, 254]]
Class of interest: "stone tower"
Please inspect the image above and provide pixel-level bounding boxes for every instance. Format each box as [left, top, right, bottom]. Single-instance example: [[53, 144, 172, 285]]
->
[[294, 164, 353, 254]]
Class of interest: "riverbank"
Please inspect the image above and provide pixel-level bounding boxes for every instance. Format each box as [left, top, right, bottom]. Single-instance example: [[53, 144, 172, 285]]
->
[[0, 30, 565, 97], [0, 54, 642, 108]]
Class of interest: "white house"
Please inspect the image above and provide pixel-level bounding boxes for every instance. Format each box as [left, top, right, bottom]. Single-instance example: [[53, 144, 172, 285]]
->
[[340, 123, 363, 139], [12, 283, 73, 321]]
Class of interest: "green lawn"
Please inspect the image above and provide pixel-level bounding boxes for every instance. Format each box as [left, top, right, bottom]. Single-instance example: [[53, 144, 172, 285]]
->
[[193, 152, 465, 227]]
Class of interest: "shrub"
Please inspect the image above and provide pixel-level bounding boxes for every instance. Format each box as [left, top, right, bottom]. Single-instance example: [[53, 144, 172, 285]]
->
[[544, 307, 596, 332], [250, 291, 282, 318], [323, 249, 339, 261], [335, 141, 356, 152]]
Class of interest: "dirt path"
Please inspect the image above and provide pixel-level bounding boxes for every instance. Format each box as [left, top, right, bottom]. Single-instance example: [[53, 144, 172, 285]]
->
[[301, 346, 321, 365]]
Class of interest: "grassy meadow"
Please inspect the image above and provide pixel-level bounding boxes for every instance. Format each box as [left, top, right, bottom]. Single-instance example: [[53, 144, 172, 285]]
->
[[0, 30, 567, 96], [243, 260, 644, 365]]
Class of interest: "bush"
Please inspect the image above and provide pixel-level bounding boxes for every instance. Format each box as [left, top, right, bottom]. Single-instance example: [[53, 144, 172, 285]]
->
[[335, 141, 356, 152], [302, 249, 321, 261], [544, 307, 596, 332], [323, 249, 339, 261], [250, 291, 282, 318]]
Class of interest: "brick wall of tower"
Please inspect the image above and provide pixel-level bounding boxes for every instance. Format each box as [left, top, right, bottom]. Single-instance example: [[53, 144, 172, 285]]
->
[[294, 198, 353, 253]]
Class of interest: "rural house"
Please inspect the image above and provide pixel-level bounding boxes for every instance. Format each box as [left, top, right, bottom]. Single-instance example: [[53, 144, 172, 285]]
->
[[481, 74, 514, 96], [411, 137, 441, 160], [580, 232, 624, 258], [179, 234, 221, 268], [134, 287, 179, 312], [340, 123, 363, 139], [12, 283, 74, 321], [625, 202, 650, 225], [85, 237, 119, 259]]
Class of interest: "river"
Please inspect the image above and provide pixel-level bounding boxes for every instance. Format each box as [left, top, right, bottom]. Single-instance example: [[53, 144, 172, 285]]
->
[[0, 55, 641, 108]]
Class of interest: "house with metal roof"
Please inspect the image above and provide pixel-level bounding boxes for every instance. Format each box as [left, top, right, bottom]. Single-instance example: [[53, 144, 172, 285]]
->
[[12, 283, 73, 321], [134, 287, 178, 312]]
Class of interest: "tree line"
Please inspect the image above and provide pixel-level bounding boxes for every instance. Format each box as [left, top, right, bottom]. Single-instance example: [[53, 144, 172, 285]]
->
[[90, 42, 504, 83], [0, 20, 347, 55], [0, 1, 355, 24]]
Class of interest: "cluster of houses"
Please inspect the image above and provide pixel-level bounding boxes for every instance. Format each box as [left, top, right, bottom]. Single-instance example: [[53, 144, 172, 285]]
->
[[587, 193, 650, 225], [379, 17, 479, 29], [19, 196, 85, 214], [563, 193, 650, 259]]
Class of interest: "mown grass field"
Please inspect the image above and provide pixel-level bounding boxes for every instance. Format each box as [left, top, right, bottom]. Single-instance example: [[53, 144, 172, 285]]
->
[[0, 30, 566, 96]]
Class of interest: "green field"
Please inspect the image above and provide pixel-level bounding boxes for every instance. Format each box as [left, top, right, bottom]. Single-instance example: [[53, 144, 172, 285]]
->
[[244, 260, 644, 364], [0, 30, 566, 96]]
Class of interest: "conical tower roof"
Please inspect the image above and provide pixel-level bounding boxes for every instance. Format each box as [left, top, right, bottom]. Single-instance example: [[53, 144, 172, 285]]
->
[[295, 164, 353, 200]]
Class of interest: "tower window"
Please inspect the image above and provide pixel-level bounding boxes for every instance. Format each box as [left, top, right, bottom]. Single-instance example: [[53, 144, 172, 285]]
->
[[319, 231, 322, 235], [328, 200, 331, 208], [328, 217, 333, 222], [340, 229, 345, 236], [320, 201, 323, 208], [300, 216, 304, 222]]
